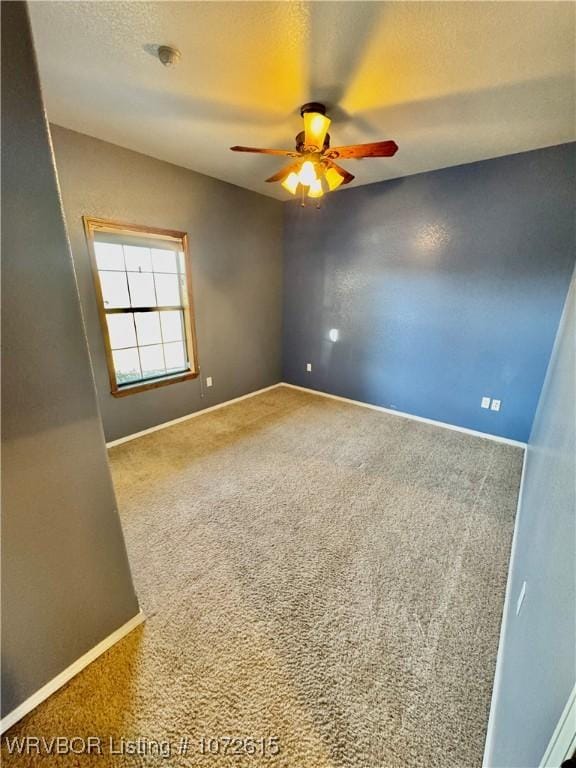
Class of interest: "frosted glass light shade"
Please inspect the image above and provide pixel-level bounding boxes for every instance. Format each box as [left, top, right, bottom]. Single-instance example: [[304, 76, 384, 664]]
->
[[303, 112, 331, 149]]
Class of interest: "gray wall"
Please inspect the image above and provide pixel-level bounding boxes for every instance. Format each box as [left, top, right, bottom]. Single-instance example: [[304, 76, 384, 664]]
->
[[1, 3, 139, 717], [485, 271, 576, 767], [50, 125, 284, 442], [283, 145, 576, 442]]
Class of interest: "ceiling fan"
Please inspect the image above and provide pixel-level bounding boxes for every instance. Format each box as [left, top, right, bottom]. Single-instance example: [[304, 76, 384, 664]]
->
[[230, 102, 398, 205]]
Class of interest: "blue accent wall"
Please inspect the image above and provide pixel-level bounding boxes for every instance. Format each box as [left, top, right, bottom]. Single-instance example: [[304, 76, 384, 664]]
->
[[283, 144, 576, 442]]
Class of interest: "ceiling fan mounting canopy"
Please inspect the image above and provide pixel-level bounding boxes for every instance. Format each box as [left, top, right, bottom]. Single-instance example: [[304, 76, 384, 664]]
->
[[300, 101, 328, 117], [230, 102, 398, 204]]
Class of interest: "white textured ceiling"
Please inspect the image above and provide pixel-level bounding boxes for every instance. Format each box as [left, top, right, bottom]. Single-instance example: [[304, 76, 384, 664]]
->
[[30, 1, 575, 200]]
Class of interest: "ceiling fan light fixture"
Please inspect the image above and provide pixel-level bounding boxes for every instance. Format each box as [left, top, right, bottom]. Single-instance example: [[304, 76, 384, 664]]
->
[[230, 102, 398, 198], [307, 178, 324, 199], [325, 166, 346, 191], [281, 171, 300, 195], [298, 160, 317, 186], [303, 112, 331, 151]]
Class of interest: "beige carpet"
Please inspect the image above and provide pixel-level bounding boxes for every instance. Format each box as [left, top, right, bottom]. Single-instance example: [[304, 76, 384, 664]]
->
[[2, 386, 523, 767]]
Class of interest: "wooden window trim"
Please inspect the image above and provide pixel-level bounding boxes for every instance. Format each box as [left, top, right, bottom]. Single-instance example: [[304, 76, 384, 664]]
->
[[83, 216, 199, 397]]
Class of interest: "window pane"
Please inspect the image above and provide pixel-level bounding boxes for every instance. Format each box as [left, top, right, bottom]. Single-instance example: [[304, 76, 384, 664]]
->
[[113, 348, 141, 385], [155, 273, 182, 306], [128, 272, 156, 307], [177, 251, 186, 274], [135, 311, 162, 346], [107, 313, 137, 349], [100, 271, 130, 308], [152, 249, 178, 274], [95, 242, 124, 271], [139, 344, 166, 379], [124, 246, 152, 272], [164, 341, 187, 372], [160, 310, 183, 342]]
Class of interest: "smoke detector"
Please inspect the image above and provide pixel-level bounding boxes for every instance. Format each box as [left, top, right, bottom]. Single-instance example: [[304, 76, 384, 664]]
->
[[157, 45, 181, 67]]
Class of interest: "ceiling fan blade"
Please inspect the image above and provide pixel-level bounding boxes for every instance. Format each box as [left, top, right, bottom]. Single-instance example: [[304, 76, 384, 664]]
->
[[230, 145, 299, 157], [324, 159, 355, 185], [326, 140, 398, 160], [265, 161, 302, 183]]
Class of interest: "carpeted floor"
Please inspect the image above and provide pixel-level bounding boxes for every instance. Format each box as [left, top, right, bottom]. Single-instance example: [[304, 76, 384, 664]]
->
[[2, 386, 523, 767]]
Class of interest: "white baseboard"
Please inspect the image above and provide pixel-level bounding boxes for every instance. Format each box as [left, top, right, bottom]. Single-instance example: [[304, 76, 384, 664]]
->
[[106, 383, 283, 447], [540, 685, 576, 767], [107, 381, 526, 449], [0, 611, 145, 734], [482, 448, 528, 766], [281, 383, 527, 448]]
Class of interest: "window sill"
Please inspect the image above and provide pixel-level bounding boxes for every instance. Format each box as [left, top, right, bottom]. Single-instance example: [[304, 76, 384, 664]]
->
[[111, 370, 198, 397]]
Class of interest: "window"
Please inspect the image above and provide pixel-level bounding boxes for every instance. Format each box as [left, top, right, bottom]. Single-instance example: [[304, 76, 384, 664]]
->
[[83, 217, 199, 396]]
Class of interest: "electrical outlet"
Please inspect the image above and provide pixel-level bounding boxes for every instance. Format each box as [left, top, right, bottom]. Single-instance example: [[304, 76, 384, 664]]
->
[[306, 363, 312, 372], [481, 396, 491, 409], [516, 581, 527, 616], [206, 376, 213, 387], [491, 399, 501, 412]]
